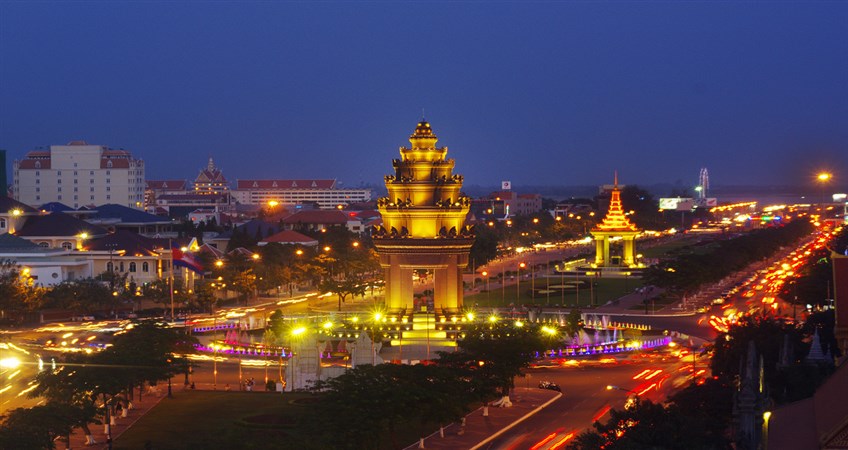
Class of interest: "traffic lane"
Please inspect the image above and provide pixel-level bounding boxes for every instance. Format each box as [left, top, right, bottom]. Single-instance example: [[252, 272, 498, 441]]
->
[[0, 351, 47, 412], [490, 354, 691, 450]]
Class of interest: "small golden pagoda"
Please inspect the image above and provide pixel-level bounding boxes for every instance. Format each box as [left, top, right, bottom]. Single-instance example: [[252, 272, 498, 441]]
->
[[590, 173, 640, 267], [373, 120, 474, 313]]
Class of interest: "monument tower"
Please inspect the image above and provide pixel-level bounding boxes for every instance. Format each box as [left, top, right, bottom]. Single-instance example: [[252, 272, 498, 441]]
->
[[373, 120, 474, 314], [590, 173, 640, 267]]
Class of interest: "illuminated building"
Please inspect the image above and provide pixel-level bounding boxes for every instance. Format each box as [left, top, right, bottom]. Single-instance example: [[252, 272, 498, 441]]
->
[[12, 141, 145, 209], [373, 120, 473, 313], [590, 173, 640, 267], [232, 179, 371, 209], [193, 157, 229, 195]]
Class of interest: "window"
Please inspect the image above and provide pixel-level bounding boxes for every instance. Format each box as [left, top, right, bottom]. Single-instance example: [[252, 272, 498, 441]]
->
[[90, 196, 94, 200], [106, 179, 110, 184], [90, 187, 94, 192], [35, 171, 39, 176], [35, 187, 39, 192], [58, 187, 62, 192], [74, 171, 77, 176], [57, 171, 61, 176], [35, 179, 39, 184], [57, 179, 61, 184], [106, 195, 111, 200], [38, 242, 49, 248], [107, 162, 112, 169], [74, 187, 78, 192], [74, 179, 78, 184], [142, 262, 149, 272], [106, 187, 110, 191], [74, 163, 78, 168], [0, 218, 6, 229], [90, 171, 94, 175], [74, 195, 78, 200], [35, 195, 40, 201], [90, 179, 94, 184], [58, 195, 62, 200], [34, 161, 41, 169], [106, 262, 113, 272], [119, 262, 124, 272], [129, 262, 136, 272], [61, 242, 73, 250]]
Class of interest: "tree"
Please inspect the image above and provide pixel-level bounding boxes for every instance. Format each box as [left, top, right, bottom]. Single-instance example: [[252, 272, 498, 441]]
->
[[436, 321, 551, 416], [320, 277, 367, 311], [42, 278, 115, 313], [0, 260, 45, 318], [0, 403, 79, 450]]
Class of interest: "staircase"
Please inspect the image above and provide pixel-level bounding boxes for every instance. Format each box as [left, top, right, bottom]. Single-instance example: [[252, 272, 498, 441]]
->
[[390, 313, 457, 348]]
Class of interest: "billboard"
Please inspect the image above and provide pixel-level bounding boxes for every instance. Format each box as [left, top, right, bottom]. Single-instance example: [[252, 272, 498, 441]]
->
[[501, 181, 512, 190], [659, 198, 695, 211], [834, 252, 848, 329]]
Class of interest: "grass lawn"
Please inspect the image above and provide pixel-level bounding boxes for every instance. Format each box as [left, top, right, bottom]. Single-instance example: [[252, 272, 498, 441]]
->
[[638, 235, 705, 258], [465, 276, 640, 310], [115, 391, 433, 450]]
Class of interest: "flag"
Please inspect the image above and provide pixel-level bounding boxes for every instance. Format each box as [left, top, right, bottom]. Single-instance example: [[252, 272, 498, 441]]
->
[[172, 245, 204, 274]]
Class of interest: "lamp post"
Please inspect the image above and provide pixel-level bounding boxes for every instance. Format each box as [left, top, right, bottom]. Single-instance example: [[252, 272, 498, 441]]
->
[[212, 344, 220, 390], [817, 172, 832, 213], [481, 271, 490, 305], [518, 262, 526, 304]]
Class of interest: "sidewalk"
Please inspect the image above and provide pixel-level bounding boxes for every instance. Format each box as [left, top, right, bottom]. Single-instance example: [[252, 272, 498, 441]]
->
[[402, 387, 561, 450], [58, 388, 166, 449]]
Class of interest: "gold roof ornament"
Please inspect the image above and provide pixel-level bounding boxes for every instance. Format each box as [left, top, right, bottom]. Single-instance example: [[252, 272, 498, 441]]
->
[[594, 172, 638, 232]]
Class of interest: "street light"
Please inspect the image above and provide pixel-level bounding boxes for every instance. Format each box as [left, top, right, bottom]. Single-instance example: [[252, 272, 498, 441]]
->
[[518, 262, 526, 303], [212, 344, 221, 390], [481, 271, 490, 304], [817, 172, 832, 212]]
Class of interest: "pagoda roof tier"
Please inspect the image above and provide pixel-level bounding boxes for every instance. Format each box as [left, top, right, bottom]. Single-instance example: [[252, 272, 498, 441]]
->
[[592, 174, 639, 233]]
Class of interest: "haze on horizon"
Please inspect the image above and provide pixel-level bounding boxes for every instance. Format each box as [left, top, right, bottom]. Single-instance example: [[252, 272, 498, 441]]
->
[[1, 2, 846, 191]]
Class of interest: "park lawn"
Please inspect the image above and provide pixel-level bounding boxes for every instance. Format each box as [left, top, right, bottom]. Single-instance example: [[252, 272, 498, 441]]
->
[[114, 391, 309, 450], [115, 391, 435, 450], [465, 276, 639, 310], [638, 235, 705, 258]]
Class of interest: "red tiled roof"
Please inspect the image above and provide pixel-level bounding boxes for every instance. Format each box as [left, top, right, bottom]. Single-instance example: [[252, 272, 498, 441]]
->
[[280, 210, 349, 225], [147, 180, 188, 190], [261, 230, 319, 245], [25, 151, 51, 157], [18, 159, 51, 169], [100, 158, 130, 169], [236, 179, 336, 190]]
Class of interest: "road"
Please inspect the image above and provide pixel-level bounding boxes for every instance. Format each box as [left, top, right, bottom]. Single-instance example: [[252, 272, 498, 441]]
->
[[488, 347, 708, 450]]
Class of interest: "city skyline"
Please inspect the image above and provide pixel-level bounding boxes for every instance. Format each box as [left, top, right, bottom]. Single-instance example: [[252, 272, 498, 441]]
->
[[1, 2, 846, 189]]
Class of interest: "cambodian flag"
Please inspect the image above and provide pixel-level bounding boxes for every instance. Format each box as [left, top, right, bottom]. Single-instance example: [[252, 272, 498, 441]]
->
[[172, 245, 204, 274]]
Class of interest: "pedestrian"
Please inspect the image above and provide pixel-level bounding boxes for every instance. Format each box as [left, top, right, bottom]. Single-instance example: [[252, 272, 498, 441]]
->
[[225, 384, 231, 391]]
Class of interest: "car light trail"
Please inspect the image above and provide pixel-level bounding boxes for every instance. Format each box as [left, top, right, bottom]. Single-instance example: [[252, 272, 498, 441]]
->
[[637, 383, 657, 396], [632, 369, 652, 380], [529, 432, 557, 450], [548, 432, 575, 450], [644, 369, 663, 380], [592, 405, 612, 422]]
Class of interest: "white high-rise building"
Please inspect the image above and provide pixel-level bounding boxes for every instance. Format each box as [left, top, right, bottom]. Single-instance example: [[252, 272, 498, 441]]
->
[[13, 141, 145, 209]]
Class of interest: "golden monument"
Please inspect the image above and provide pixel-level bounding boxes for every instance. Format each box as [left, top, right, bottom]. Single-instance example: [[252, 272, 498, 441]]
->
[[590, 173, 640, 267], [373, 120, 474, 314]]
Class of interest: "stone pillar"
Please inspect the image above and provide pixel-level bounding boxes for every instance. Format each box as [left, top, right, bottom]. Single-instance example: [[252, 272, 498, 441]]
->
[[594, 237, 605, 265], [434, 267, 450, 312], [623, 238, 635, 265], [603, 238, 610, 266], [400, 267, 414, 311]]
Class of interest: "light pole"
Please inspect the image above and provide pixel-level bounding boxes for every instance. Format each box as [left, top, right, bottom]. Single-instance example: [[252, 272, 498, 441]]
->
[[518, 262, 526, 304], [482, 271, 490, 305], [289, 326, 306, 391], [212, 344, 220, 390], [817, 172, 832, 213]]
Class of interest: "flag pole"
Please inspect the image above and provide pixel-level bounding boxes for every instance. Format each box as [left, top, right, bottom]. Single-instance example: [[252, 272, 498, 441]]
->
[[170, 239, 175, 322]]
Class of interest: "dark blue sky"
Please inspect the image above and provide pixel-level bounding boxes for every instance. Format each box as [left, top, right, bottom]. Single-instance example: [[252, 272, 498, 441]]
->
[[1, 2, 846, 191]]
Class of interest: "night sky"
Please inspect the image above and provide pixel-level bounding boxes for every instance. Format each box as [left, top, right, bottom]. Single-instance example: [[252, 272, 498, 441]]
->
[[1, 2, 846, 191]]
